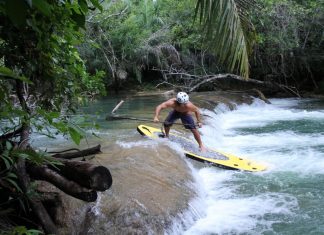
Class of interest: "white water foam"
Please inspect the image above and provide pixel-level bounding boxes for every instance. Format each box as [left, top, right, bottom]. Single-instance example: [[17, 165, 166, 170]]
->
[[169, 98, 324, 234], [168, 168, 298, 235], [199, 98, 324, 174], [116, 139, 159, 149]]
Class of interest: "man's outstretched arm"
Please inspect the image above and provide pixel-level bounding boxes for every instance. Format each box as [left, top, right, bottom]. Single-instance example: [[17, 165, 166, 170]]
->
[[193, 106, 203, 127], [154, 99, 173, 122]]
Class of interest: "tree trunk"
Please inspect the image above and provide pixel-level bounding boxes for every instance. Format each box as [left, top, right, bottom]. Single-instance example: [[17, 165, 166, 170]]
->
[[52, 159, 112, 191], [51, 145, 101, 159], [15, 80, 58, 234], [27, 164, 98, 202]]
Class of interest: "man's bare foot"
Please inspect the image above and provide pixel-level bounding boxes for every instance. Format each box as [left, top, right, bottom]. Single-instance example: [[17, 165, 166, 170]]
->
[[199, 145, 206, 152]]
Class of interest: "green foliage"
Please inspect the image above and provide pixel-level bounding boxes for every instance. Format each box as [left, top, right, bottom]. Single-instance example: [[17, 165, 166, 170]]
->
[[195, 0, 257, 79], [0, 0, 104, 230], [80, 0, 256, 88], [0, 141, 62, 195], [0, 142, 22, 193], [82, 70, 106, 97], [80, 0, 219, 88], [0, 0, 106, 144], [251, 0, 324, 90], [0, 67, 31, 83], [0, 226, 42, 235]]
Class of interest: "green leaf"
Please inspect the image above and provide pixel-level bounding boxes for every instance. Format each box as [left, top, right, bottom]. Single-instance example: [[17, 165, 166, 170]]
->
[[26, 229, 43, 235], [5, 178, 23, 192], [12, 152, 30, 160], [68, 126, 83, 145], [6, 141, 13, 150], [37, 109, 60, 124], [78, 0, 89, 14], [195, 0, 256, 78], [90, 0, 103, 11], [44, 156, 63, 170], [0, 67, 32, 83], [52, 121, 68, 133], [0, 66, 18, 77], [15, 149, 47, 165], [32, 0, 52, 16], [7, 172, 18, 179], [73, 116, 86, 124], [71, 9, 86, 29], [1, 156, 12, 169]]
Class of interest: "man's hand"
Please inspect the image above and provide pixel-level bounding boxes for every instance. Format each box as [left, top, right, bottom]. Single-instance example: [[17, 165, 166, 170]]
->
[[197, 122, 202, 128], [154, 116, 159, 122]]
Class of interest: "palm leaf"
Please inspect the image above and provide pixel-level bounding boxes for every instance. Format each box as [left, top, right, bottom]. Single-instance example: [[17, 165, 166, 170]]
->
[[195, 0, 256, 78]]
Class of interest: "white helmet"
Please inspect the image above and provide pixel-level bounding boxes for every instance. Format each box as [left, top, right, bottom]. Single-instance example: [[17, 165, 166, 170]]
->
[[176, 92, 189, 104]]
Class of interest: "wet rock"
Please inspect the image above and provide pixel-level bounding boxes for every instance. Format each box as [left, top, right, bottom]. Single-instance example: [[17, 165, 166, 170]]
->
[[55, 142, 194, 234]]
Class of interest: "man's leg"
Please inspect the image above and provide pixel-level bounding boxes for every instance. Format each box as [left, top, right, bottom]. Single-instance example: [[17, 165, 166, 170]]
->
[[181, 114, 206, 151], [191, 129, 206, 151], [164, 126, 170, 137], [164, 111, 180, 137]]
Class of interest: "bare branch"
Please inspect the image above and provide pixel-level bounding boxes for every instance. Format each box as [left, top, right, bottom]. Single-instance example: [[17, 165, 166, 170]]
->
[[0, 126, 23, 141]]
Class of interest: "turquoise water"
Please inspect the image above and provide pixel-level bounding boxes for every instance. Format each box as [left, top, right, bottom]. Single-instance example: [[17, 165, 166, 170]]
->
[[78, 95, 166, 130]]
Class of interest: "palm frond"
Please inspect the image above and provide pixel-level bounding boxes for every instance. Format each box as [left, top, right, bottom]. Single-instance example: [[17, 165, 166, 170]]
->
[[195, 0, 256, 78]]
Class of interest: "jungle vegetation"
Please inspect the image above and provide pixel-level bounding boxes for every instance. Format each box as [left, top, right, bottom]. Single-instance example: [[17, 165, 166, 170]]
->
[[0, 0, 323, 233], [80, 0, 323, 93]]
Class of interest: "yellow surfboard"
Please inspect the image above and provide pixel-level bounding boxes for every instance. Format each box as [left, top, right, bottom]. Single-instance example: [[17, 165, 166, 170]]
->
[[137, 124, 266, 172]]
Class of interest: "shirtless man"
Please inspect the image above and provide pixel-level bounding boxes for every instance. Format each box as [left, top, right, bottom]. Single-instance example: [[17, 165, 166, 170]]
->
[[153, 92, 206, 152]]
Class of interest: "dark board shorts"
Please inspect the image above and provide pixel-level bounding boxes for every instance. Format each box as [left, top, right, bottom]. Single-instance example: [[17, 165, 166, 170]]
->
[[164, 110, 196, 129]]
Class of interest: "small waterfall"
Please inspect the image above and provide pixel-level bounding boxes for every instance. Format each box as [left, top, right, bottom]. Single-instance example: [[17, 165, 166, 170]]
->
[[168, 98, 324, 234]]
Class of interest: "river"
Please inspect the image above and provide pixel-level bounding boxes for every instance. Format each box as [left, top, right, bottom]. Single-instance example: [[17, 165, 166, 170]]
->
[[33, 93, 324, 234], [168, 97, 324, 235]]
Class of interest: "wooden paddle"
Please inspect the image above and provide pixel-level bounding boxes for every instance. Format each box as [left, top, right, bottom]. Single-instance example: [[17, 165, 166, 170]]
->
[[106, 115, 199, 127], [108, 99, 202, 127]]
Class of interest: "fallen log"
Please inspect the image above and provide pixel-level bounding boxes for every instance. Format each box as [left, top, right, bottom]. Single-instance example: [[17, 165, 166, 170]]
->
[[51, 144, 101, 159], [187, 73, 300, 97], [27, 164, 98, 202], [52, 159, 112, 191], [251, 88, 271, 104]]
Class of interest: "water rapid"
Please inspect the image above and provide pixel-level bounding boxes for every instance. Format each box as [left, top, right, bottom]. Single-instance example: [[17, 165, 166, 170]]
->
[[168, 98, 324, 234], [31, 94, 324, 234]]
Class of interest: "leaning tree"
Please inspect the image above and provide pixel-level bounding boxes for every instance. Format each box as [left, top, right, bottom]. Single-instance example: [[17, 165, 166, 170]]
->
[[0, 0, 111, 233]]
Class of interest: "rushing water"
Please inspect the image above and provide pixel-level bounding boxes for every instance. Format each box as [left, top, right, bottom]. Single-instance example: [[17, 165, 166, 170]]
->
[[33, 94, 324, 234], [168, 98, 324, 235]]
